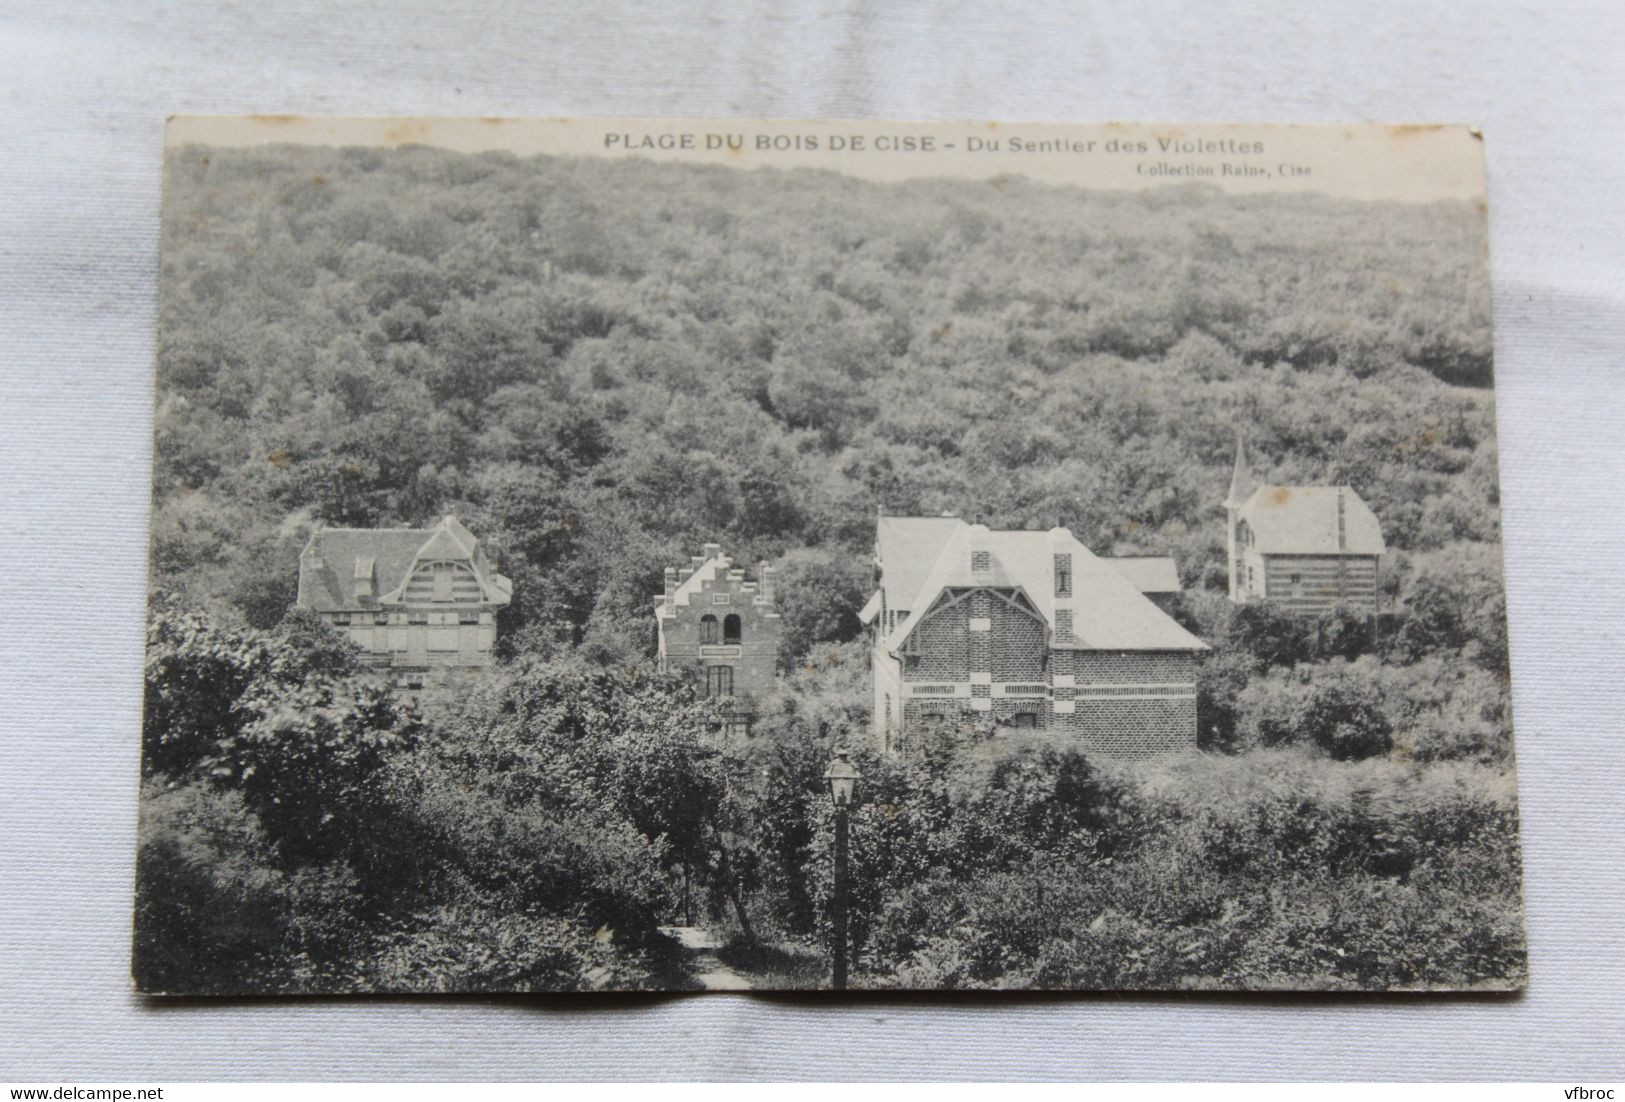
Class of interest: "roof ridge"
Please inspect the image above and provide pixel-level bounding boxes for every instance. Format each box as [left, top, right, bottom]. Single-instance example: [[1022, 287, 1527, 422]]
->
[[316, 526, 434, 534]]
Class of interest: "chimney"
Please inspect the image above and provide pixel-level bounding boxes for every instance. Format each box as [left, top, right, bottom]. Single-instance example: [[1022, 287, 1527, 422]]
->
[[758, 562, 775, 604], [663, 566, 678, 598]]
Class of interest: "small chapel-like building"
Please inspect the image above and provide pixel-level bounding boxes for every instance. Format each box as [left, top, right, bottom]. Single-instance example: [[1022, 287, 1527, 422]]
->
[[1224, 440, 1386, 616]]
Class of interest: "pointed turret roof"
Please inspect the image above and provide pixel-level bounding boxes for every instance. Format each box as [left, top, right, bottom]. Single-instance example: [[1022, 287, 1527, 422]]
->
[[1225, 436, 1256, 510]]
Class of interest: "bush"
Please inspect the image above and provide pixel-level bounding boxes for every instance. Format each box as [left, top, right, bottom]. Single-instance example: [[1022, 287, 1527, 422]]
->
[[1236, 660, 1393, 760]]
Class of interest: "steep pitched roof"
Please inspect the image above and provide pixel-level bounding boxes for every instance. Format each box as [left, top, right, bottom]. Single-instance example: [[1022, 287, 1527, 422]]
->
[[875, 515, 966, 614], [1239, 486, 1386, 556], [1225, 437, 1257, 509], [297, 516, 512, 611], [881, 520, 1206, 654], [1107, 556, 1181, 594]]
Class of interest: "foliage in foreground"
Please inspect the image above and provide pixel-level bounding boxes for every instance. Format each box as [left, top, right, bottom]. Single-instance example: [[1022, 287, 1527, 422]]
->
[[812, 738, 1525, 991], [136, 604, 1526, 993], [136, 603, 699, 993]]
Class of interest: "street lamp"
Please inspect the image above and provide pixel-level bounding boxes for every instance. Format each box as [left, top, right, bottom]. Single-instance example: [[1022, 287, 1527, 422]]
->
[[824, 748, 862, 990]]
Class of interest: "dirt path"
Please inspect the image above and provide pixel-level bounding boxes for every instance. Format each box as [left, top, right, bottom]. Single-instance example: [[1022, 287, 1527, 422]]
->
[[658, 925, 752, 991]]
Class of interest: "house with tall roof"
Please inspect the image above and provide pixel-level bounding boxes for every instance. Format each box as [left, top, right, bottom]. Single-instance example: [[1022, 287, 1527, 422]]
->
[[296, 515, 513, 690], [655, 543, 781, 735], [1224, 440, 1386, 616], [860, 514, 1208, 758]]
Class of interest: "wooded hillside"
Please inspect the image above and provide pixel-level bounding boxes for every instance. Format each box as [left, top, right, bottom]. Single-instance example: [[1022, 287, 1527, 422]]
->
[[152, 143, 1501, 667]]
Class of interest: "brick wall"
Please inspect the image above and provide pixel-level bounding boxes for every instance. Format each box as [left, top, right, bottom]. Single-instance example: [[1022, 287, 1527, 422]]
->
[[905, 589, 1046, 683], [991, 596, 1047, 681], [1052, 650, 1197, 757], [1057, 650, 1195, 684], [992, 698, 1046, 728], [1069, 697, 1197, 758], [907, 598, 970, 681], [904, 698, 970, 733], [891, 594, 1196, 759], [660, 559, 782, 700]]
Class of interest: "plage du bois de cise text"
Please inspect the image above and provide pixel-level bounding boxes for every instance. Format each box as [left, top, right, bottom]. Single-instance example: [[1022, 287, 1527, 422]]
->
[[602, 128, 1315, 181]]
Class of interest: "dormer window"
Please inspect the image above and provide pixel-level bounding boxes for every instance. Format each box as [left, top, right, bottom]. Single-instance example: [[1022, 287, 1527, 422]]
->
[[1054, 553, 1072, 596]]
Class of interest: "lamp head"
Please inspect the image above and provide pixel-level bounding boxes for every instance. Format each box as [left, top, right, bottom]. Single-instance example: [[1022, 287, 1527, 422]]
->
[[824, 748, 862, 808]]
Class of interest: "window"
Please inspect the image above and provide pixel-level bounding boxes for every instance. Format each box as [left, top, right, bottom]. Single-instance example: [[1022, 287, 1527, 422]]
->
[[1289, 573, 1302, 586], [699, 614, 719, 644], [332, 612, 352, 625], [971, 550, 991, 572], [459, 610, 480, 624], [1054, 553, 1072, 596], [408, 610, 429, 625], [723, 613, 742, 645], [706, 665, 734, 698], [1054, 609, 1074, 642], [373, 611, 389, 625]]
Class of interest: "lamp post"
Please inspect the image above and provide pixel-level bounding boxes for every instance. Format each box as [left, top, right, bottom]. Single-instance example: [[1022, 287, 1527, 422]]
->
[[824, 748, 862, 991]]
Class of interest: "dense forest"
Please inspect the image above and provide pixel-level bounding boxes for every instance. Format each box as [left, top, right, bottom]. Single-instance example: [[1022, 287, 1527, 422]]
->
[[136, 143, 1523, 993]]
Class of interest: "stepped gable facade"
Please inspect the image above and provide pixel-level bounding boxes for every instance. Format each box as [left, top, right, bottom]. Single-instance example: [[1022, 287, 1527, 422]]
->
[[861, 513, 1207, 759], [655, 544, 781, 730]]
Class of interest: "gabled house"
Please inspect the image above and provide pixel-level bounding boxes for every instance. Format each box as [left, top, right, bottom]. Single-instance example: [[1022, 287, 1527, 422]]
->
[[296, 515, 513, 689], [861, 514, 1208, 758], [655, 543, 781, 734], [1224, 440, 1386, 616]]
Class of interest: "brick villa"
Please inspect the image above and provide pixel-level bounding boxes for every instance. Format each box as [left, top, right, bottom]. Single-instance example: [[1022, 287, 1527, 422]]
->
[[861, 514, 1208, 758]]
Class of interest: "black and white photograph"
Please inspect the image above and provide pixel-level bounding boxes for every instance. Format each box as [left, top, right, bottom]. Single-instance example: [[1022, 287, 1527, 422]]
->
[[134, 117, 1525, 995]]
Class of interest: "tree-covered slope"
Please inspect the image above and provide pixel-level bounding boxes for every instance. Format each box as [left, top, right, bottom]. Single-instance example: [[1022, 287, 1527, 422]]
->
[[152, 142, 1501, 665]]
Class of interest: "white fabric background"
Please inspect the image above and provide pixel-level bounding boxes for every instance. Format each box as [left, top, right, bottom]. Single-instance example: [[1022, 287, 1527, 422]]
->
[[3, 0, 1623, 1082]]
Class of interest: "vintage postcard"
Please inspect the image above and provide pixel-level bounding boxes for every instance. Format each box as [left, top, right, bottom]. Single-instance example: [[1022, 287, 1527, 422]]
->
[[136, 117, 1524, 994]]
